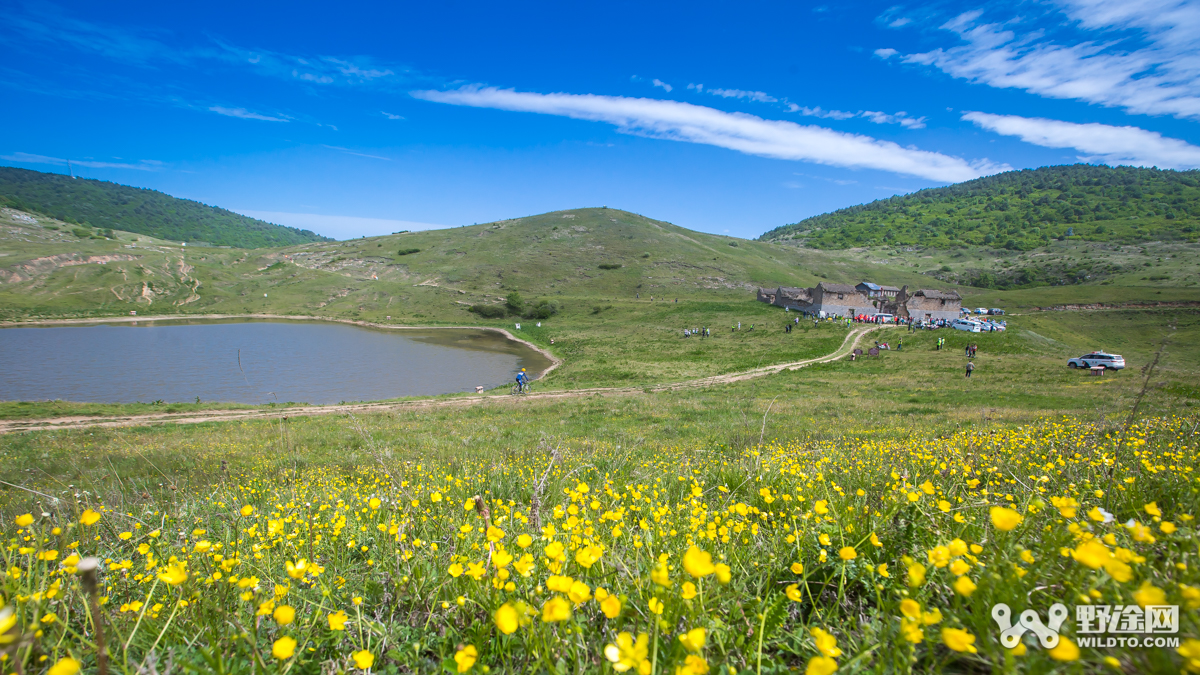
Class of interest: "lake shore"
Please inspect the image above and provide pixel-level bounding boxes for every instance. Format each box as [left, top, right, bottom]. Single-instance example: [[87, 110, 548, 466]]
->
[[0, 312, 562, 380]]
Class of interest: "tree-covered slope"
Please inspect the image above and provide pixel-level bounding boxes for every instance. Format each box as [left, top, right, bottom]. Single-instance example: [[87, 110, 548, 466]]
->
[[760, 165, 1200, 250], [0, 166, 331, 248]]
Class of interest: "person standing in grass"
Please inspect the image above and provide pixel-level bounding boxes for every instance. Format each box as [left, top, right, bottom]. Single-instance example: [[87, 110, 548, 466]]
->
[[965, 361, 975, 378]]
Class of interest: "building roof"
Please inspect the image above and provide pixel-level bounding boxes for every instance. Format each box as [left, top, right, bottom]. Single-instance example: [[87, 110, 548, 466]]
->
[[817, 282, 859, 294], [856, 282, 882, 290], [880, 285, 901, 292], [915, 289, 962, 300]]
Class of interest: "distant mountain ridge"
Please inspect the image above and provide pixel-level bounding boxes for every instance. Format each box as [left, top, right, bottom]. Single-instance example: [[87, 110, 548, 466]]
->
[[0, 166, 331, 248], [760, 165, 1200, 250]]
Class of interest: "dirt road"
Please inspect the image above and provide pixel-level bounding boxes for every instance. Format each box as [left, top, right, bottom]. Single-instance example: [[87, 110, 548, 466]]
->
[[0, 326, 880, 434]]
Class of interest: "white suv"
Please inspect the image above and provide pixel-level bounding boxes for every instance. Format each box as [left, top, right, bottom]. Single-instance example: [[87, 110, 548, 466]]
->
[[1068, 352, 1126, 370]]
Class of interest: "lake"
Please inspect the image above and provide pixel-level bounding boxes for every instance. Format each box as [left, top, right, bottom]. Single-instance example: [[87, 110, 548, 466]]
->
[[0, 320, 552, 404]]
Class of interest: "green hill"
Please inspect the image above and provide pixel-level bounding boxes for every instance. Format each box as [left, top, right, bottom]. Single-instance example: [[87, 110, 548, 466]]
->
[[760, 165, 1200, 250], [0, 166, 331, 248], [0, 206, 953, 320]]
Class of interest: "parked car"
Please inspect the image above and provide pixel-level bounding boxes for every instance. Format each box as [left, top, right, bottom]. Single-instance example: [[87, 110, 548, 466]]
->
[[1067, 352, 1126, 370], [989, 308, 1005, 315], [952, 318, 982, 333], [975, 307, 989, 315], [872, 313, 895, 323]]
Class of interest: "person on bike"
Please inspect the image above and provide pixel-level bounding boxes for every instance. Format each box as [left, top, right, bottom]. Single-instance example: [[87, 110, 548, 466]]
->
[[515, 368, 529, 393]]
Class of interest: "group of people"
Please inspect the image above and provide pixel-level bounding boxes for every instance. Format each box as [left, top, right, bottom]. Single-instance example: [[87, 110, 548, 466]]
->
[[683, 327, 710, 337], [962, 343, 980, 377]]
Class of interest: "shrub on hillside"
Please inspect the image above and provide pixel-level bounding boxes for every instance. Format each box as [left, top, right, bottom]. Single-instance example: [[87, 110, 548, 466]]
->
[[397, 248, 420, 256], [598, 263, 622, 270], [505, 292, 525, 314], [469, 304, 507, 319], [523, 300, 560, 320]]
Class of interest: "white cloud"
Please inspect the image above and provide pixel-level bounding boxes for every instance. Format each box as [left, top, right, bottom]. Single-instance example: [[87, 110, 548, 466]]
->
[[790, 105, 856, 120], [874, 48, 899, 59], [790, 104, 925, 127], [381, 111, 404, 120], [411, 86, 1006, 182], [235, 210, 450, 240], [208, 106, 288, 122], [888, 17, 912, 28], [652, 79, 673, 92], [1, 151, 162, 171], [688, 83, 777, 103], [707, 88, 778, 103], [888, 1, 1200, 119], [962, 111, 1200, 169], [861, 110, 928, 129]]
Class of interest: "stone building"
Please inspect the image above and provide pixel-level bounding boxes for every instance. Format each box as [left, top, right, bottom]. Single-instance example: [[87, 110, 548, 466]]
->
[[809, 282, 876, 317], [757, 280, 961, 320], [890, 288, 962, 322], [756, 286, 812, 310], [855, 282, 901, 299]]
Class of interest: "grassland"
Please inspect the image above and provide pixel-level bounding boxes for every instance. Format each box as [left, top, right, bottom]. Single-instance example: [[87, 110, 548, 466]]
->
[[1, 306, 1199, 673], [4, 190, 1200, 672]]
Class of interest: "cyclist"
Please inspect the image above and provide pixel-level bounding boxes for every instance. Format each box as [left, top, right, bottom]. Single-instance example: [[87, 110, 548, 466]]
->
[[515, 368, 529, 393]]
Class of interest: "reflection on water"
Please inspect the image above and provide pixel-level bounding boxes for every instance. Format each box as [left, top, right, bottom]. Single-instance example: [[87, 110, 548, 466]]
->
[[0, 320, 552, 404]]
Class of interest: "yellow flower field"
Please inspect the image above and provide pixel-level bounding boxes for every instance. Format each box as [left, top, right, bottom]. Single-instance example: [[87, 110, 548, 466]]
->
[[2, 415, 1198, 673]]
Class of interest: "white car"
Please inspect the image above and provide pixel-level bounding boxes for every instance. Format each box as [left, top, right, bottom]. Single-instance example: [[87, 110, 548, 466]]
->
[[975, 307, 989, 315], [952, 319, 982, 332], [1068, 352, 1126, 370]]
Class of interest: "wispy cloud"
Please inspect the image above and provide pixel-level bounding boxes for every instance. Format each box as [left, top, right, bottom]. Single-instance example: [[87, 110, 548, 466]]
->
[[1, 151, 163, 171], [652, 79, 673, 92], [787, 104, 856, 120], [208, 106, 289, 122], [788, 104, 925, 128], [689, 84, 778, 103], [411, 86, 1006, 182], [860, 110, 927, 129], [881, 1, 1200, 119], [381, 111, 404, 120], [321, 145, 391, 161], [5, 6, 425, 91], [212, 41, 414, 89], [962, 111, 1200, 169]]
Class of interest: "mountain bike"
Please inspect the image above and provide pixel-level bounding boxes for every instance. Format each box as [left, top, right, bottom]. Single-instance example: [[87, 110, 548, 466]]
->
[[510, 381, 532, 395]]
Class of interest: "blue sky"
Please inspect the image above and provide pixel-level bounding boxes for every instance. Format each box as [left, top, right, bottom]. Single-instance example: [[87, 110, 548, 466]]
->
[[3, 0, 1199, 240]]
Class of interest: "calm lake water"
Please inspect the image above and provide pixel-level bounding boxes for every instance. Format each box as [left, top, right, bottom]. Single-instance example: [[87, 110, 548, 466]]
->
[[0, 320, 552, 404]]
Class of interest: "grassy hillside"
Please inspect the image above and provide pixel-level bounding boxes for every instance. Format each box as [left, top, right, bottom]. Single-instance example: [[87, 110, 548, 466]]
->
[[0, 206, 946, 323], [761, 165, 1200, 250], [2, 203, 1196, 397], [0, 166, 331, 248]]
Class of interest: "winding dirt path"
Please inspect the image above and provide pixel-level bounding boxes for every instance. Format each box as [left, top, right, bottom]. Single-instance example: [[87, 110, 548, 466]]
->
[[0, 326, 881, 434]]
